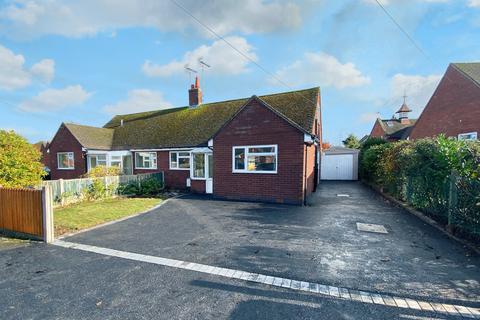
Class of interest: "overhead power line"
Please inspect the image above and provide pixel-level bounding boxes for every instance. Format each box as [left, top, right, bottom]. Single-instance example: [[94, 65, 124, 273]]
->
[[168, 0, 317, 106], [373, 0, 428, 58]]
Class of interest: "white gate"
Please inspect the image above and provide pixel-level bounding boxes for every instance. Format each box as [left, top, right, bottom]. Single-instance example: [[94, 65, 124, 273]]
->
[[321, 154, 354, 180]]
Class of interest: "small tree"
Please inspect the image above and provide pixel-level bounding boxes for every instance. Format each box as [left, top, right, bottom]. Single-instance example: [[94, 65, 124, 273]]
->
[[342, 134, 360, 149], [321, 142, 331, 150], [0, 130, 45, 188]]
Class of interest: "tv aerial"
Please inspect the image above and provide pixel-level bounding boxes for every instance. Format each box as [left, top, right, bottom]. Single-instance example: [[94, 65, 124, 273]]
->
[[184, 64, 198, 83]]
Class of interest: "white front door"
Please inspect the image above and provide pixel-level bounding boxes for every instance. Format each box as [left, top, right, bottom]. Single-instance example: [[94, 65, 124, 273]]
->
[[191, 151, 213, 194], [206, 153, 213, 194]]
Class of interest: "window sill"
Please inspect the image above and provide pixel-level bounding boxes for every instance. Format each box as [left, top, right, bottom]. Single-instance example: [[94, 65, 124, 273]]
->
[[169, 167, 191, 171], [134, 167, 158, 170], [57, 168, 75, 170], [233, 170, 277, 174]]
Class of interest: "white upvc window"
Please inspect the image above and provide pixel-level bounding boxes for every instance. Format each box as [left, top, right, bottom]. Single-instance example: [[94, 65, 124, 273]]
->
[[458, 132, 477, 141], [135, 152, 157, 169], [232, 145, 277, 174], [57, 152, 75, 170], [110, 155, 122, 167], [169, 151, 191, 170], [88, 154, 107, 169]]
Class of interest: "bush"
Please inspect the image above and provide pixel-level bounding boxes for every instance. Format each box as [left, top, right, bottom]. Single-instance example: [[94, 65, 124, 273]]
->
[[139, 177, 163, 196], [84, 179, 108, 200], [359, 135, 480, 240], [118, 178, 163, 196], [118, 182, 140, 196], [0, 130, 46, 187], [84, 165, 122, 178]]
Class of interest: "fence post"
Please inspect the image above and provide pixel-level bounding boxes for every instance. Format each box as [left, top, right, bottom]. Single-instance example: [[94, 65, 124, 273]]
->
[[42, 185, 54, 243], [59, 179, 65, 206], [447, 172, 458, 229]]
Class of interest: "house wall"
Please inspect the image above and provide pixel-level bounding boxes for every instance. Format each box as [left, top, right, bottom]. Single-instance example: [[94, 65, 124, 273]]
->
[[370, 121, 385, 139], [48, 125, 87, 180], [409, 65, 480, 139], [133, 151, 189, 190], [304, 144, 316, 195], [191, 180, 206, 193], [213, 99, 308, 205]]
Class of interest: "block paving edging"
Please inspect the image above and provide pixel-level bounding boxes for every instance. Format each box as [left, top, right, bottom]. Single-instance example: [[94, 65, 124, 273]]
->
[[53, 240, 480, 319]]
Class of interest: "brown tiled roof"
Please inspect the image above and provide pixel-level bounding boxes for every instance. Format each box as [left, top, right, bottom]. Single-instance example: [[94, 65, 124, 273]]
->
[[378, 118, 417, 140], [452, 62, 480, 87], [64, 123, 114, 150], [107, 87, 319, 149], [59, 87, 319, 150]]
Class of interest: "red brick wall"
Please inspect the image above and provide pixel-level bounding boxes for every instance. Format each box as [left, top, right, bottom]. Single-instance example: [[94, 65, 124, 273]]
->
[[133, 151, 189, 190], [213, 99, 307, 205], [304, 144, 316, 194], [370, 121, 385, 138], [410, 65, 480, 139], [191, 180, 206, 193], [48, 125, 87, 180]]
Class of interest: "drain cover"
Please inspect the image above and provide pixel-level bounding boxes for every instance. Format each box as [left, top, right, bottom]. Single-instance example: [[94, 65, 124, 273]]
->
[[356, 223, 388, 234]]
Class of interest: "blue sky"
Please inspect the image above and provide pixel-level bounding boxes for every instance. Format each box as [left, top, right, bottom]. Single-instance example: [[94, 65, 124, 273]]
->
[[0, 0, 479, 145]]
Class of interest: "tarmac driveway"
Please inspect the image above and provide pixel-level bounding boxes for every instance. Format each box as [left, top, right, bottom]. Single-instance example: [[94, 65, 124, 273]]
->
[[66, 181, 480, 302]]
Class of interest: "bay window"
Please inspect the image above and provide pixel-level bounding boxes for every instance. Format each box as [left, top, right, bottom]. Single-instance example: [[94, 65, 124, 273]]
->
[[232, 145, 277, 173], [169, 151, 191, 170], [135, 152, 157, 169], [57, 152, 74, 170]]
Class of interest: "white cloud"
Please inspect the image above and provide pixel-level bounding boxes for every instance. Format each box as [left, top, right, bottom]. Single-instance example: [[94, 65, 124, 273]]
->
[[273, 52, 370, 89], [0, 0, 302, 39], [18, 85, 91, 112], [0, 44, 55, 90], [30, 59, 55, 83], [468, 0, 480, 7], [142, 36, 257, 77], [0, 44, 31, 90], [359, 112, 380, 123], [103, 89, 173, 115], [390, 73, 441, 115]]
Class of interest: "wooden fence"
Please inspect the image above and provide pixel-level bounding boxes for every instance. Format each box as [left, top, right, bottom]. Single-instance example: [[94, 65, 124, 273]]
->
[[43, 172, 164, 207], [0, 186, 54, 242]]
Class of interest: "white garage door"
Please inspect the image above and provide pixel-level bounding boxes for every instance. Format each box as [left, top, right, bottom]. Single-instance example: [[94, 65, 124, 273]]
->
[[321, 154, 354, 180]]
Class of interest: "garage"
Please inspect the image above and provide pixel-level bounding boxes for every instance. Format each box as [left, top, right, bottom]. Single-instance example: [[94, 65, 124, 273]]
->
[[320, 147, 359, 180]]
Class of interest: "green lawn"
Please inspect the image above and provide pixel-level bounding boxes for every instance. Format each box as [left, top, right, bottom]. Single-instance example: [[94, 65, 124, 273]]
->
[[54, 197, 162, 236]]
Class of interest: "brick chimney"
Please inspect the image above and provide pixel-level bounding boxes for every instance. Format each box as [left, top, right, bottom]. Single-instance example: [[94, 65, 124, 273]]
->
[[189, 76, 202, 107]]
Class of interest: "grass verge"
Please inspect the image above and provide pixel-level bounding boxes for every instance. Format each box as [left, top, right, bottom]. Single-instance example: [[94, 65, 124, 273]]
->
[[54, 197, 162, 236]]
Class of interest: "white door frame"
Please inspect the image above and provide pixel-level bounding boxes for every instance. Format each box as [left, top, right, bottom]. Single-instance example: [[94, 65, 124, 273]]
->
[[190, 150, 213, 194]]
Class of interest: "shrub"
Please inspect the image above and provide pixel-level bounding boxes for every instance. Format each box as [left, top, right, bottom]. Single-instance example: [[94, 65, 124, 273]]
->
[[0, 130, 46, 188], [139, 178, 163, 196], [84, 166, 122, 178], [118, 182, 140, 196], [84, 179, 108, 200]]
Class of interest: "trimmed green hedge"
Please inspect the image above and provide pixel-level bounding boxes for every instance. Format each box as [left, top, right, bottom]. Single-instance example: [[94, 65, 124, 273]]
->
[[360, 135, 480, 241]]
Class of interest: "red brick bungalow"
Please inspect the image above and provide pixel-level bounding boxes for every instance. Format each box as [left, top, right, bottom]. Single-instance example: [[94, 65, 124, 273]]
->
[[369, 100, 416, 141], [409, 63, 480, 140], [45, 81, 322, 205]]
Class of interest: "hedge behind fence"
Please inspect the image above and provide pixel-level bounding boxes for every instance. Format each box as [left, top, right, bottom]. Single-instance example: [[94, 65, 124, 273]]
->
[[360, 135, 480, 242]]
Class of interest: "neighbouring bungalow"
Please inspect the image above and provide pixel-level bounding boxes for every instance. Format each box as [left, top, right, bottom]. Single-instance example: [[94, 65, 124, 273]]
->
[[369, 99, 416, 141], [409, 62, 480, 140], [44, 78, 322, 205]]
